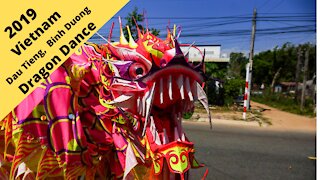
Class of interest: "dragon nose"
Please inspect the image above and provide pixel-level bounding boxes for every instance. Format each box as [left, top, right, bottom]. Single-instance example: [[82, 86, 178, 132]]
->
[[159, 59, 167, 68]]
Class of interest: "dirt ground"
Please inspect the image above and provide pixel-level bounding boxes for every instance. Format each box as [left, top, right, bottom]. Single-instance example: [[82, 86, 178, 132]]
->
[[250, 101, 316, 133], [192, 101, 316, 133]]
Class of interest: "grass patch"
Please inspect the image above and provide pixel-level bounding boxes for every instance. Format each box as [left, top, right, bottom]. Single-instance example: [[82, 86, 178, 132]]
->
[[252, 94, 315, 117], [194, 102, 233, 114], [249, 110, 272, 126]]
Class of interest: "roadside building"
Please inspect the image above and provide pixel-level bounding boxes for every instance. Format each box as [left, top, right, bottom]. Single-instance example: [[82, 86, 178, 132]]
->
[[181, 45, 229, 105], [274, 79, 316, 97], [180, 44, 229, 63]]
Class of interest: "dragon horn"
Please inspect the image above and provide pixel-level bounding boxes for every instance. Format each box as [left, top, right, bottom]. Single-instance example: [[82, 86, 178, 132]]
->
[[166, 26, 172, 43], [176, 25, 182, 39], [173, 24, 176, 37], [133, 16, 143, 38], [126, 25, 138, 48], [143, 9, 149, 33], [108, 22, 114, 42], [118, 16, 128, 45]]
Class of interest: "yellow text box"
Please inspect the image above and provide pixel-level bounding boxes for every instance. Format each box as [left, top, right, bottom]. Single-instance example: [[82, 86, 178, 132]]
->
[[0, 0, 129, 119]]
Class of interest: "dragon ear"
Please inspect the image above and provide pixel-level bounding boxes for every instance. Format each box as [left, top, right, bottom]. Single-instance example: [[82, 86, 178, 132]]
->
[[118, 16, 128, 45], [183, 42, 195, 57], [195, 49, 206, 71], [126, 25, 138, 48], [174, 39, 183, 55]]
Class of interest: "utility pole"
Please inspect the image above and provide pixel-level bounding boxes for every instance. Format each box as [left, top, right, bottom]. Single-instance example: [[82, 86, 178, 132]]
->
[[295, 47, 302, 101], [300, 47, 309, 110], [243, 8, 257, 120]]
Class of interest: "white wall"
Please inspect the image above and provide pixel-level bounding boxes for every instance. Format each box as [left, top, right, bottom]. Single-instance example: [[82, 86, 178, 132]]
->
[[181, 45, 229, 62]]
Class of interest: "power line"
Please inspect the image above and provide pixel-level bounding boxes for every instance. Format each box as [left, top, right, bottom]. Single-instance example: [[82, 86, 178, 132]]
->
[[91, 13, 315, 48]]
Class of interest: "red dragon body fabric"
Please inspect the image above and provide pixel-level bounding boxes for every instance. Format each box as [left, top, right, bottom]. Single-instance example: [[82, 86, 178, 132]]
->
[[0, 19, 211, 179]]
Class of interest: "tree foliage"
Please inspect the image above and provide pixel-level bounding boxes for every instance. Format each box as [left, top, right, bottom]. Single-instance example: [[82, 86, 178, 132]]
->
[[205, 42, 316, 106], [205, 62, 228, 79], [228, 52, 248, 78], [252, 42, 316, 86]]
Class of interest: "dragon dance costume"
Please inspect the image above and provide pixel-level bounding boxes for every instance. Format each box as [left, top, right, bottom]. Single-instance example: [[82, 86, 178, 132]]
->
[[0, 18, 212, 179]]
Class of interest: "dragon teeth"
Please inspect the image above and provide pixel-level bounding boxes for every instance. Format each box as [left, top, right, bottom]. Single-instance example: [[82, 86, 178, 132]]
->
[[142, 101, 145, 117], [176, 75, 185, 100], [142, 82, 156, 136], [150, 116, 161, 145], [162, 128, 169, 144], [191, 80, 198, 101], [107, 94, 133, 105], [168, 75, 173, 100], [174, 127, 181, 141], [137, 97, 143, 115], [185, 77, 193, 101], [177, 112, 183, 137], [181, 133, 186, 141], [107, 94, 134, 109], [137, 97, 140, 114], [145, 82, 156, 119], [160, 78, 164, 104]]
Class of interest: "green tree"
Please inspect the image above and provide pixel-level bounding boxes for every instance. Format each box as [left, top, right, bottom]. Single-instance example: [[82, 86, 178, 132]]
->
[[252, 50, 273, 85], [205, 62, 228, 79], [123, 7, 160, 40], [299, 43, 316, 81], [228, 52, 248, 78], [252, 42, 316, 87], [224, 78, 246, 104]]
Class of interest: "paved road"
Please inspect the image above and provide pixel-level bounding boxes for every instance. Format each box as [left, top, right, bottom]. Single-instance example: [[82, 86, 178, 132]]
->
[[184, 121, 316, 180]]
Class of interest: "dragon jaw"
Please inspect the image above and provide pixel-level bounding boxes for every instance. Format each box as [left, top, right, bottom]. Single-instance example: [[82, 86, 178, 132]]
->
[[106, 52, 211, 143]]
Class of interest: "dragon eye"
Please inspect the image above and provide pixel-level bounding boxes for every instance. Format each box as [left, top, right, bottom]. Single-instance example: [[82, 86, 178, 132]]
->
[[129, 62, 147, 79]]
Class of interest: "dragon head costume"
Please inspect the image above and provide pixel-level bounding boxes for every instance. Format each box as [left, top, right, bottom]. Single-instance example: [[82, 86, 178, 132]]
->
[[0, 17, 212, 179]]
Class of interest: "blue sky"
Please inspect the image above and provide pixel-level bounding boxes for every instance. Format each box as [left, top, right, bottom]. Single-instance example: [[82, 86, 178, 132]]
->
[[90, 0, 316, 56]]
